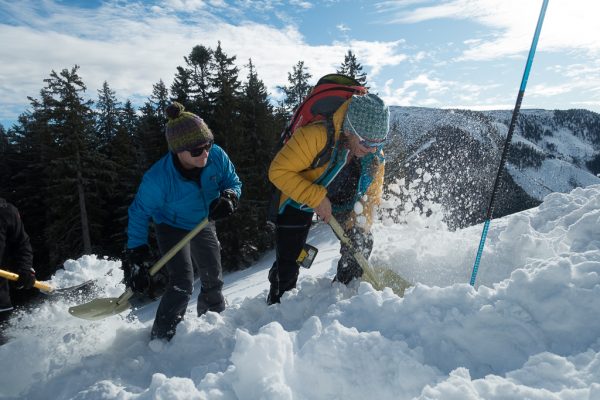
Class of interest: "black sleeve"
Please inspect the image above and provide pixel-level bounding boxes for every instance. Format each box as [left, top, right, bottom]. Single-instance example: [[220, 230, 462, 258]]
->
[[0, 202, 34, 272]]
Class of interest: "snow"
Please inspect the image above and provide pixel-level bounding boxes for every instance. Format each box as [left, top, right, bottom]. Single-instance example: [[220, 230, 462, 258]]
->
[[508, 159, 600, 199], [1, 185, 600, 399]]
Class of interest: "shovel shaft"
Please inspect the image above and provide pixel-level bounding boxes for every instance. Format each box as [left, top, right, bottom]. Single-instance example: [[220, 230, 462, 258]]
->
[[0, 268, 54, 293]]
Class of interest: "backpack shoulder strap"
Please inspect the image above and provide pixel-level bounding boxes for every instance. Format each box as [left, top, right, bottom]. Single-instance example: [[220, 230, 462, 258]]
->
[[310, 117, 336, 169]]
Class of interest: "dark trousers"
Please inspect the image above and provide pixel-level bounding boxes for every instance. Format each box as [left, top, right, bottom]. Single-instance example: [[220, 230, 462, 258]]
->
[[268, 206, 375, 304], [268, 206, 313, 304], [151, 222, 223, 340]]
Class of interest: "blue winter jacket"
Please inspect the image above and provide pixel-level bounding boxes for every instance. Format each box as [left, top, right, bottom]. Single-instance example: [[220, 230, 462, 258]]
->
[[127, 144, 242, 249]]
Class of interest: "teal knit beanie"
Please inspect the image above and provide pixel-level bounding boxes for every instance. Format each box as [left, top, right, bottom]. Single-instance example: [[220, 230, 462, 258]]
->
[[165, 102, 213, 153], [343, 93, 390, 143]]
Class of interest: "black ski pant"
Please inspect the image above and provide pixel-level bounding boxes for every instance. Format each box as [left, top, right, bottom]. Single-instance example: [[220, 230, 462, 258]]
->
[[268, 206, 313, 304], [268, 206, 374, 304], [151, 222, 223, 340]]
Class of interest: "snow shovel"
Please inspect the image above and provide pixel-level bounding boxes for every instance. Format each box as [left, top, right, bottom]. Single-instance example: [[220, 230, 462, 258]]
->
[[68, 218, 210, 321], [328, 216, 411, 297], [0, 268, 94, 296]]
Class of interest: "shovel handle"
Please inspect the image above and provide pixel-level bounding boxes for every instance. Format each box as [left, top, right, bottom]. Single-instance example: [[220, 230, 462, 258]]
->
[[0, 268, 54, 293]]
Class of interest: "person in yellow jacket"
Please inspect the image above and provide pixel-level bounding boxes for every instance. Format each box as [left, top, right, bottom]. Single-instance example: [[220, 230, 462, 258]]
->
[[267, 93, 389, 304]]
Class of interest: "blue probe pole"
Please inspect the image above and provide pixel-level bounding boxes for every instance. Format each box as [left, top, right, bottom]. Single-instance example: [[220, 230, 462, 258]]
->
[[470, 0, 550, 286]]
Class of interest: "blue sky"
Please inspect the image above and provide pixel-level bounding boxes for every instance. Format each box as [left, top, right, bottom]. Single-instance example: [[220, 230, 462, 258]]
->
[[0, 0, 598, 128]]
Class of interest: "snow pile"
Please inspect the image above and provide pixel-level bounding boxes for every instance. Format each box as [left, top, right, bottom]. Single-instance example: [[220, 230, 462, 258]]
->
[[0, 185, 599, 399]]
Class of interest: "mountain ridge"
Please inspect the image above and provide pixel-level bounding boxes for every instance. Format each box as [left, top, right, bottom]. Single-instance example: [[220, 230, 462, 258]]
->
[[385, 106, 600, 228]]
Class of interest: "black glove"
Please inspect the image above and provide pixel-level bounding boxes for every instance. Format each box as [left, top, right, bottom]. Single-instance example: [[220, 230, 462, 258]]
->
[[209, 189, 239, 221], [15, 267, 36, 290], [335, 253, 363, 285], [123, 245, 152, 293]]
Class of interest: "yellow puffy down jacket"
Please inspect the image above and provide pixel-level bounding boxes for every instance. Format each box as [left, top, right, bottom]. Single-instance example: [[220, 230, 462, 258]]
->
[[268, 99, 385, 231]]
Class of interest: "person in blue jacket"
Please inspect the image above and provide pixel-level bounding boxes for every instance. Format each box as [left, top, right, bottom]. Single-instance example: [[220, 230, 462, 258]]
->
[[124, 102, 242, 341]]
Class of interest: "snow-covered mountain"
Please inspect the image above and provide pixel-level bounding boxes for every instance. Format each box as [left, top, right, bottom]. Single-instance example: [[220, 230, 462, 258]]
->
[[386, 107, 600, 228], [0, 184, 599, 399]]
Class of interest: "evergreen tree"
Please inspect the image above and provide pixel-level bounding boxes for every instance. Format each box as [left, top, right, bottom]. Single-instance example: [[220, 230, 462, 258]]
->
[[208, 41, 241, 152], [101, 100, 140, 255], [278, 61, 312, 115], [235, 59, 280, 262], [5, 109, 55, 275], [150, 79, 169, 129], [137, 102, 165, 167], [138, 80, 170, 165], [337, 50, 368, 86], [95, 81, 121, 147], [171, 66, 193, 108], [185, 45, 213, 116], [205, 42, 245, 269], [121, 100, 146, 176], [31, 66, 114, 266]]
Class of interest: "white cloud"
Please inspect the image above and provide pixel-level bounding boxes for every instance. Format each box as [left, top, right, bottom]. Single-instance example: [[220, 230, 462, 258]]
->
[[381, 0, 600, 60], [0, 0, 407, 123], [340, 40, 408, 77], [290, 0, 313, 9], [380, 73, 451, 106], [336, 23, 350, 32], [529, 83, 574, 97], [161, 0, 207, 11], [380, 73, 509, 109]]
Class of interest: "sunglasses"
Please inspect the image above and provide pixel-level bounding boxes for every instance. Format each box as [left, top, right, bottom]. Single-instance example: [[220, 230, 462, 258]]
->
[[357, 136, 385, 149], [189, 141, 213, 157], [345, 117, 386, 149]]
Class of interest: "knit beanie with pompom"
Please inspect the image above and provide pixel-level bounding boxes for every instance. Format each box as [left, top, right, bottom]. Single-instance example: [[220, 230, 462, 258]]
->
[[164, 102, 213, 153]]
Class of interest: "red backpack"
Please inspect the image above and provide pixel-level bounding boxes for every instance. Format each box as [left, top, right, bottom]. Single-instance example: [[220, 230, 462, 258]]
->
[[276, 73, 367, 168]]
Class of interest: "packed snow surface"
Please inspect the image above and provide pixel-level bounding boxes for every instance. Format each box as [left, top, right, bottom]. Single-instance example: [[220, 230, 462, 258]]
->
[[1, 185, 599, 399]]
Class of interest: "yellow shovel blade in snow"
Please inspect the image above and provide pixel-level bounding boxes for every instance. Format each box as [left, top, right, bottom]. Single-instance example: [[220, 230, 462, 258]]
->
[[328, 216, 411, 297]]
